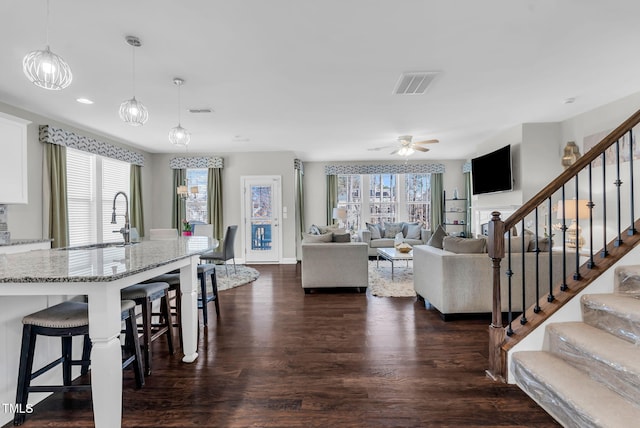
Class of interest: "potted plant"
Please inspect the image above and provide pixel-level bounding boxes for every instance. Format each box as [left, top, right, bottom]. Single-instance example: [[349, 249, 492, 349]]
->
[[182, 219, 192, 236]]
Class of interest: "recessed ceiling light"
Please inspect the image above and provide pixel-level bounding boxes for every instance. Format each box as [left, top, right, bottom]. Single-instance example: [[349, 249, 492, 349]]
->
[[76, 97, 94, 105], [563, 97, 576, 104]]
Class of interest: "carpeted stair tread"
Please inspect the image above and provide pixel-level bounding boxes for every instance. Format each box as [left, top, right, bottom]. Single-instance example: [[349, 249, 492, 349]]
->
[[581, 293, 640, 344], [547, 322, 640, 406], [512, 351, 640, 428], [615, 265, 640, 294]]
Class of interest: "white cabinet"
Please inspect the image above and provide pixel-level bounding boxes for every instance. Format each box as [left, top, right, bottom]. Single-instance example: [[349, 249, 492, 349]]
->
[[0, 113, 30, 204]]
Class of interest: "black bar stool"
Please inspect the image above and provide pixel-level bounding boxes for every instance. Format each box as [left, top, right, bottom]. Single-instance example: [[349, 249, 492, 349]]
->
[[121, 281, 174, 375], [14, 300, 144, 426]]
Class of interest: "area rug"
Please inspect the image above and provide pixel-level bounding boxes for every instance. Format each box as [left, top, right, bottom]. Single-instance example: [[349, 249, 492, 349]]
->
[[212, 265, 260, 291], [368, 260, 416, 297]]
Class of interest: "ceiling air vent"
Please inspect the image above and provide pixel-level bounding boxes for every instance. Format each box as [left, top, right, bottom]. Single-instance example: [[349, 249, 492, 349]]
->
[[393, 72, 439, 95], [187, 108, 213, 114]]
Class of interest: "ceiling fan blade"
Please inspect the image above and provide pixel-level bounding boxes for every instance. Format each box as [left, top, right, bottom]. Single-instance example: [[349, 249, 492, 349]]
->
[[367, 144, 395, 151], [413, 146, 429, 152], [390, 148, 400, 155], [413, 139, 439, 145]]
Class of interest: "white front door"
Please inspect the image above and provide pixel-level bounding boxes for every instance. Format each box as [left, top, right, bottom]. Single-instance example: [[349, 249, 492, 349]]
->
[[242, 176, 281, 263]]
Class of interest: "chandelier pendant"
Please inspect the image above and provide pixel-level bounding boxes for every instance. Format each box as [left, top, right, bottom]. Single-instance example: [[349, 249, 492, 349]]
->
[[119, 36, 148, 126], [168, 78, 191, 146]]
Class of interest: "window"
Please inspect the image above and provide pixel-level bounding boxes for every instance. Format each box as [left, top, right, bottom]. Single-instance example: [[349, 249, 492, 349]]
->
[[185, 168, 208, 223], [337, 173, 431, 230], [66, 148, 130, 246], [405, 174, 431, 228]]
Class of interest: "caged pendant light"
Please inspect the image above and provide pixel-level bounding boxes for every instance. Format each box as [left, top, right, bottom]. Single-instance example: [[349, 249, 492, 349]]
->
[[119, 36, 149, 126], [23, 0, 72, 90], [168, 78, 191, 146]]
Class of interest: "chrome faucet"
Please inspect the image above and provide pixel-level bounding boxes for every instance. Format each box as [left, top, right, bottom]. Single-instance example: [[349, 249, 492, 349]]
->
[[111, 191, 131, 245]]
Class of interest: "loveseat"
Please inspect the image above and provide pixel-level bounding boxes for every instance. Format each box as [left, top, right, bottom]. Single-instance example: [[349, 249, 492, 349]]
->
[[413, 239, 568, 320], [301, 242, 369, 293], [358, 222, 431, 257]]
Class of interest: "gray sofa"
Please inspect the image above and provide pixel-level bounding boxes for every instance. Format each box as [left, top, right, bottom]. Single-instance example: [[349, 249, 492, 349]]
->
[[301, 242, 368, 293], [359, 225, 431, 257]]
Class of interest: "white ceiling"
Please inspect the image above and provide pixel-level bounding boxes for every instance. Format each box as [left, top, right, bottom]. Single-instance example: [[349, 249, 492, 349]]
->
[[2, 0, 640, 162]]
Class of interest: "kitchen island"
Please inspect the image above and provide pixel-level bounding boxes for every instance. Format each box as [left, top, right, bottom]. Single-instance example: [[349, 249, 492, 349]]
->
[[0, 236, 216, 428]]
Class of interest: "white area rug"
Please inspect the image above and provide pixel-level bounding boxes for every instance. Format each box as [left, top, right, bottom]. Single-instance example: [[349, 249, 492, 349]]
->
[[368, 260, 416, 297], [213, 265, 260, 291]]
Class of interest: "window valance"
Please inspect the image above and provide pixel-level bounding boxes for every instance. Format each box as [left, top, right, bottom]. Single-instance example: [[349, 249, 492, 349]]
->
[[294, 158, 304, 174], [462, 162, 472, 173], [169, 156, 224, 169], [39, 125, 145, 166], [324, 163, 445, 175]]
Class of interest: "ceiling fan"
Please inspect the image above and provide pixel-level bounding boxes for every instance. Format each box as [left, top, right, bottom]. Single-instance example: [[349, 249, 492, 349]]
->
[[369, 135, 439, 156]]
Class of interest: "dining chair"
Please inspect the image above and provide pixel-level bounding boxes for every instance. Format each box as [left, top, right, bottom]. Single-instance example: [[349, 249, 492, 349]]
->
[[200, 225, 238, 276], [149, 228, 179, 240]]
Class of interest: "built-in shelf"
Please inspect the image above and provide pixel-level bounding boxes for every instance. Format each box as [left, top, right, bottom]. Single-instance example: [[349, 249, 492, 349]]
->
[[442, 191, 468, 236]]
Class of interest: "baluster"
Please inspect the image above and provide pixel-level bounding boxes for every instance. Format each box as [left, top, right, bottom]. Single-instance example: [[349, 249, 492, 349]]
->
[[628, 129, 637, 236], [506, 230, 513, 336], [573, 176, 581, 281], [615, 139, 624, 246], [602, 152, 609, 257], [560, 185, 568, 292], [587, 163, 596, 268], [520, 218, 527, 325], [547, 197, 555, 303], [533, 206, 541, 313]]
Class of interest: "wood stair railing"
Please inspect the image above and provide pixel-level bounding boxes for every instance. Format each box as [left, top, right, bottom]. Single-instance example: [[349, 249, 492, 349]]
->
[[487, 108, 640, 382]]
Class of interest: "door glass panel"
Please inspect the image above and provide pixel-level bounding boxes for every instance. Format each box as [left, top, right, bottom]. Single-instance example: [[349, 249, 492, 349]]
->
[[251, 185, 272, 251]]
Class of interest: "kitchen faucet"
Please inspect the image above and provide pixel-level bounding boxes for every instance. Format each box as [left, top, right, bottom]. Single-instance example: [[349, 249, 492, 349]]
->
[[111, 191, 131, 244]]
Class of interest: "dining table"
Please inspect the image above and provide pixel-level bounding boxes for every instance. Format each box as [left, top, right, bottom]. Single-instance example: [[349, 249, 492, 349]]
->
[[0, 236, 218, 428]]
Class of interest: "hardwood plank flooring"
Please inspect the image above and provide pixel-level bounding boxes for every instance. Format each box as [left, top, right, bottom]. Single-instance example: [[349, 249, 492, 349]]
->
[[5, 264, 559, 427]]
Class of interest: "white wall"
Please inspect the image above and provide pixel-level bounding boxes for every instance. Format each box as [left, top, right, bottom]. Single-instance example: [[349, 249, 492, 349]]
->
[[149, 151, 298, 262], [303, 159, 467, 231]]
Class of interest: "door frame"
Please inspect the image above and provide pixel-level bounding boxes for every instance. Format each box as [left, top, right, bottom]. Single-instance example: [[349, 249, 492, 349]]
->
[[240, 175, 283, 264]]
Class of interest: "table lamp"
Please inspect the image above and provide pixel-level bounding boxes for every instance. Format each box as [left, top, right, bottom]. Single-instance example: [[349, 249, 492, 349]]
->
[[557, 199, 590, 249], [332, 207, 347, 229]]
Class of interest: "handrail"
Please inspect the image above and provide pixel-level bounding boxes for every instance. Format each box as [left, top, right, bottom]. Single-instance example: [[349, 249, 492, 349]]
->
[[486, 107, 640, 382]]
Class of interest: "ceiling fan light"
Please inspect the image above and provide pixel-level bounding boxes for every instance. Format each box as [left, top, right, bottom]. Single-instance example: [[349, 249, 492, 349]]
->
[[119, 96, 148, 126], [169, 124, 191, 146], [23, 46, 72, 90]]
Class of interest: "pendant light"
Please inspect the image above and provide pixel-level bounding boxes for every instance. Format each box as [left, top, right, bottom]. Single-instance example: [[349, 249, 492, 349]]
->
[[168, 78, 191, 146], [119, 36, 148, 126], [23, 0, 72, 90]]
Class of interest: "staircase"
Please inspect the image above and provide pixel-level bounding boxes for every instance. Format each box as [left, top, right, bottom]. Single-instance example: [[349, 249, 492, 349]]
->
[[511, 265, 640, 428]]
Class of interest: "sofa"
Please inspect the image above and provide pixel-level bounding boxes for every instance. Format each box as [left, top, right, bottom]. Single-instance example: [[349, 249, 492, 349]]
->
[[413, 239, 569, 320], [301, 242, 369, 293], [358, 222, 432, 257]]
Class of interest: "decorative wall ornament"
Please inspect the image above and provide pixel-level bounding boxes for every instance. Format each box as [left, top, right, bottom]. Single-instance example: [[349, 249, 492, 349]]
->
[[324, 163, 445, 175], [169, 157, 224, 169], [39, 125, 145, 166], [294, 159, 304, 174], [462, 162, 472, 173], [561, 141, 581, 169]]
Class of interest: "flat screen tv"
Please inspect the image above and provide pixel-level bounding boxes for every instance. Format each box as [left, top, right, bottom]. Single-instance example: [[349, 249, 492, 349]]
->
[[471, 145, 513, 195]]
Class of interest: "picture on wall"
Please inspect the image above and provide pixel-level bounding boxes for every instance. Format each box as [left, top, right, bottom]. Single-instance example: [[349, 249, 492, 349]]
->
[[584, 129, 639, 167]]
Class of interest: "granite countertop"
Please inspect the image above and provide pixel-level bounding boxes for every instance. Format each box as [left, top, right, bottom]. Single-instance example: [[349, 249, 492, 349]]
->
[[0, 238, 53, 247], [0, 236, 215, 283]]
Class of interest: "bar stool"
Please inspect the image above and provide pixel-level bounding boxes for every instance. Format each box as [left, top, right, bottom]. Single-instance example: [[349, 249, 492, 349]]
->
[[14, 300, 144, 426], [121, 281, 174, 375]]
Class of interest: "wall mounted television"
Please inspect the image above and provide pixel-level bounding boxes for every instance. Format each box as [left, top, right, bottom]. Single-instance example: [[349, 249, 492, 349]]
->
[[471, 144, 513, 195]]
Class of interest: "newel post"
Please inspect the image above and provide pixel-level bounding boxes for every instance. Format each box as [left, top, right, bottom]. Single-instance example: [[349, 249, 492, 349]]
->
[[486, 211, 506, 381]]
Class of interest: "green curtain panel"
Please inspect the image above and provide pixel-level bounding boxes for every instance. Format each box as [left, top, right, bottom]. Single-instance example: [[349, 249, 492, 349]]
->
[[45, 143, 69, 248], [464, 172, 472, 237], [130, 164, 145, 237], [295, 166, 305, 238], [207, 167, 224, 241], [430, 173, 443, 231], [172, 169, 186, 231], [326, 175, 337, 225]]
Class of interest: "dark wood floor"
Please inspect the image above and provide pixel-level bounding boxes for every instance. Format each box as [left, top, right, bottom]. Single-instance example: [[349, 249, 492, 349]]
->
[[6, 264, 559, 427]]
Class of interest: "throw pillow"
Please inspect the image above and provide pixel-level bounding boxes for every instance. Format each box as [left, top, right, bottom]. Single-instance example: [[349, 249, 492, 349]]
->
[[443, 236, 487, 253], [403, 222, 422, 240], [383, 222, 403, 238], [332, 233, 351, 243], [317, 224, 344, 234], [302, 232, 333, 243], [504, 235, 531, 253], [366, 222, 382, 240], [309, 224, 321, 235], [426, 224, 447, 249]]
